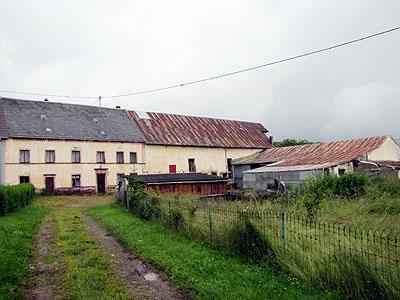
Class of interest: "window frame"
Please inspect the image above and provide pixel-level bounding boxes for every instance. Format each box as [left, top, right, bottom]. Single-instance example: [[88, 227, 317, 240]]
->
[[72, 150, 81, 163], [96, 151, 106, 163], [188, 158, 196, 172], [19, 176, 30, 183], [116, 151, 124, 164], [129, 152, 137, 164], [45, 150, 56, 164], [72, 174, 81, 188], [19, 150, 30, 164]]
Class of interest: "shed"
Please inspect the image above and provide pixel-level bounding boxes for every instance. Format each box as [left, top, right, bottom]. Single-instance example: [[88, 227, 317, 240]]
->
[[236, 135, 400, 190], [137, 173, 228, 196]]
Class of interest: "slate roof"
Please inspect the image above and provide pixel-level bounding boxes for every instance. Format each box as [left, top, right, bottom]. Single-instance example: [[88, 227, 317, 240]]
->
[[0, 98, 144, 142], [137, 173, 227, 184], [129, 111, 272, 149], [239, 136, 389, 170]]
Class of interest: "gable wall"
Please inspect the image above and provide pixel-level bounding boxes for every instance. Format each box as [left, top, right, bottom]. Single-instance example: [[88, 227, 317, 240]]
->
[[368, 136, 400, 161]]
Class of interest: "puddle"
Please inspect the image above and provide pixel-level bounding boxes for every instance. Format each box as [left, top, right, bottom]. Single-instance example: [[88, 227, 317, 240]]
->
[[144, 272, 158, 281]]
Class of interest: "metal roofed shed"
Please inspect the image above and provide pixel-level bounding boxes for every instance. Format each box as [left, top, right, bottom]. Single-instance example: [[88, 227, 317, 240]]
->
[[237, 135, 400, 190], [136, 173, 228, 196]]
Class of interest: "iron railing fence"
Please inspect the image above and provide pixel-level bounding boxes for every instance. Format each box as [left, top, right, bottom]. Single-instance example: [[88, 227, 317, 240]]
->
[[119, 194, 400, 297], [168, 200, 399, 295]]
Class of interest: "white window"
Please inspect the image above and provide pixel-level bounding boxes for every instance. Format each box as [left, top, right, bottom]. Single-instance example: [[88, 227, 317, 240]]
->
[[19, 150, 30, 163], [72, 175, 81, 187], [96, 151, 105, 163], [45, 150, 55, 163], [116, 152, 124, 163], [72, 150, 81, 163], [130, 152, 137, 163]]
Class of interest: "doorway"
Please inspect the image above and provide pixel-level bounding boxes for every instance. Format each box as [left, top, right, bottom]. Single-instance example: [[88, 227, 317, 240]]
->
[[97, 173, 106, 194], [45, 177, 55, 193]]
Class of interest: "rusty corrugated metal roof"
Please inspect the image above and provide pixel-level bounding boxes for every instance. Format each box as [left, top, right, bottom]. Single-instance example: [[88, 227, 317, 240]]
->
[[129, 111, 272, 148], [239, 136, 388, 168]]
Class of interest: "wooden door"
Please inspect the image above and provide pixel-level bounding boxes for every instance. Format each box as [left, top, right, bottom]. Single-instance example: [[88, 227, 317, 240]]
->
[[97, 174, 106, 194], [45, 177, 55, 193]]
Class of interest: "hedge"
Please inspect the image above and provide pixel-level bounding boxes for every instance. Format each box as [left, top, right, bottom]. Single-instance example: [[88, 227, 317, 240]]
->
[[0, 183, 35, 216]]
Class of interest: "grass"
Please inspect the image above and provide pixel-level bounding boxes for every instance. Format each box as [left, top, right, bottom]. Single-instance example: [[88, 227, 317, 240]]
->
[[89, 203, 337, 300], [33, 195, 131, 300], [0, 205, 49, 300]]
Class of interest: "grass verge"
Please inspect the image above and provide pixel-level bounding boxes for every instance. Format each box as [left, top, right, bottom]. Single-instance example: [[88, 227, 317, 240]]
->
[[51, 206, 130, 300], [89, 203, 337, 300], [0, 205, 49, 300]]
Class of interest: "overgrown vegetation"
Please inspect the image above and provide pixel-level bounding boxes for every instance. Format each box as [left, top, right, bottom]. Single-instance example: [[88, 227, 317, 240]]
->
[[120, 174, 400, 299], [0, 183, 35, 216], [298, 173, 368, 218], [0, 205, 49, 299], [89, 204, 335, 299]]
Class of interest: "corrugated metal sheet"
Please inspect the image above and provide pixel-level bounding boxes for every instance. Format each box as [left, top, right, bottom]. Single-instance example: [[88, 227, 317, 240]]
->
[[129, 111, 272, 148], [246, 163, 332, 173], [239, 136, 388, 168]]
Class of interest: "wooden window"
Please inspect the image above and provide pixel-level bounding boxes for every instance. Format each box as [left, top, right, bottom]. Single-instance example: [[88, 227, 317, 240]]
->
[[188, 158, 196, 172], [72, 150, 81, 163], [130, 152, 137, 163], [19, 150, 30, 163], [116, 152, 124, 163], [96, 151, 105, 163], [45, 150, 55, 163], [72, 175, 81, 187], [169, 165, 177, 174], [19, 176, 30, 183]]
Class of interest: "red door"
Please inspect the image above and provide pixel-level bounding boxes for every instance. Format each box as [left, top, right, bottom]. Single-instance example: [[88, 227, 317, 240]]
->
[[169, 165, 177, 174], [45, 177, 55, 193]]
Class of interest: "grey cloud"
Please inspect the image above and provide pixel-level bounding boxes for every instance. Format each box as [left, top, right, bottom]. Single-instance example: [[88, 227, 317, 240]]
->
[[0, 0, 399, 142]]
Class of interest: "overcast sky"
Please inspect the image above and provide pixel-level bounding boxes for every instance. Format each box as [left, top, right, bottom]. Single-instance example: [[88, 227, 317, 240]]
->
[[0, 1, 399, 142]]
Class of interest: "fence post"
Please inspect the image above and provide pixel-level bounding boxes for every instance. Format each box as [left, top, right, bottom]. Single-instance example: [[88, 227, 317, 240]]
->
[[168, 200, 172, 228], [281, 208, 285, 255], [208, 207, 213, 243]]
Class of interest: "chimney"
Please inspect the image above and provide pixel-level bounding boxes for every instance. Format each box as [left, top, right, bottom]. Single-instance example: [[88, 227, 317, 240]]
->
[[116, 106, 121, 109], [269, 136, 274, 145], [44, 98, 49, 102]]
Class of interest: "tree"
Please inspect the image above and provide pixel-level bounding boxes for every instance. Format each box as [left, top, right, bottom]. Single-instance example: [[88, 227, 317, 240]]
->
[[276, 138, 312, 147]]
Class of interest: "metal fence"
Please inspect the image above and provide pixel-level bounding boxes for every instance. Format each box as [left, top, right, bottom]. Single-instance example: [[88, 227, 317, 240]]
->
[[155, 199, 400, 297]]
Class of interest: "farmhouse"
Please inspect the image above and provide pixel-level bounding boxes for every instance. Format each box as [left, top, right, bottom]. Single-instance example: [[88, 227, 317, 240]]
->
[[234, 135, 400, 189], [0, 97, 272, 193], [0, 98, 145, 194]]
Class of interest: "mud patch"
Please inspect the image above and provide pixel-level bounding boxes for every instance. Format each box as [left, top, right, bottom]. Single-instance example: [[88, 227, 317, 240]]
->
[[25, 217, 58, 300], [84, 217, 192, 300]]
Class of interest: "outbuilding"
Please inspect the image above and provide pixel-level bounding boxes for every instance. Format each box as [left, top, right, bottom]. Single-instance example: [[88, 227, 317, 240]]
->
[[137, 173, 228, 196], [233, 135, 400, 190]]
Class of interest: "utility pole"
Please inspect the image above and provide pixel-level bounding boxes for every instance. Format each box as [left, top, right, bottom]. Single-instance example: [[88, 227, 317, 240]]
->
[[98, 95, 102, 113]]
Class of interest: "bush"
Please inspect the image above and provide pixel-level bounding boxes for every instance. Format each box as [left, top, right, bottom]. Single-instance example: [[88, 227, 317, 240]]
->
[[170, 207, 185, 230], [366, 177, 400, 199], [0, 183, 35, 216], [299, 174, 368, 218], [335, 173, 367, 198]]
